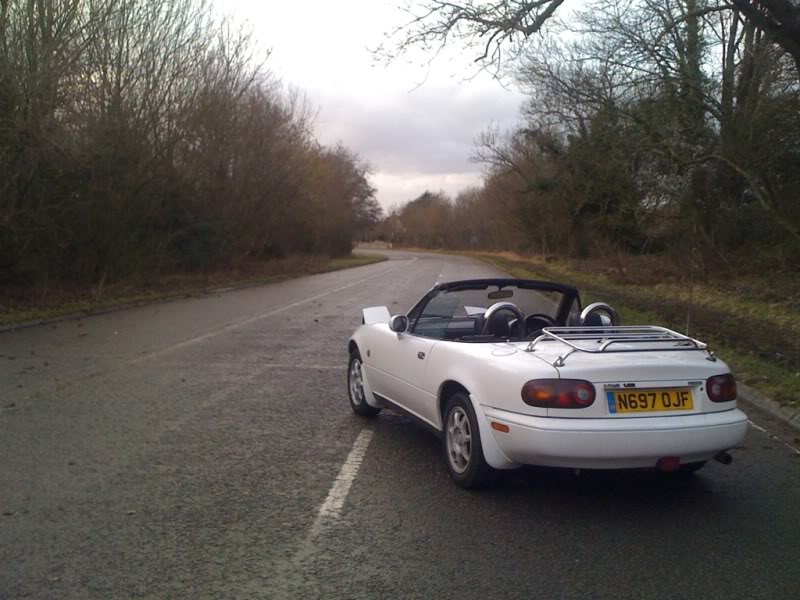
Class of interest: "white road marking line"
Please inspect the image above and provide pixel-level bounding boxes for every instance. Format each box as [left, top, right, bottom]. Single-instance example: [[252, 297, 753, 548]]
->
[[748, 418, 800, 455], [313, 428, 373, 526], [130, 257, 416, 365], [290, 428, 374, 568]]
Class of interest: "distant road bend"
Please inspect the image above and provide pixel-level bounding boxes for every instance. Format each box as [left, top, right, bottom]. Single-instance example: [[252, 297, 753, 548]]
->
[[1, 250, 799, 599]]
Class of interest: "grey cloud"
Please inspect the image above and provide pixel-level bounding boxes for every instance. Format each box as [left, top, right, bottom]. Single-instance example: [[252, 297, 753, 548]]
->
[[315, 84, 525, 175]]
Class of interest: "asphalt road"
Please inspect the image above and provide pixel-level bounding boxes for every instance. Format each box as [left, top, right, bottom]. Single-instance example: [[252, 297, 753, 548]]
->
[[2, 250, 799, 599]]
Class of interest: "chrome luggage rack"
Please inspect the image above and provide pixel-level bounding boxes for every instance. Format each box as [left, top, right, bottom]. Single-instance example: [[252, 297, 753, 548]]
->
[[525, 326, 716, 367]]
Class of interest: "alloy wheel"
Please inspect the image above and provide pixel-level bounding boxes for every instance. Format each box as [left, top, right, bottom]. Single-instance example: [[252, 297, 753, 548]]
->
[[446, 406, 472, 473], [349, 358, 365, 405]]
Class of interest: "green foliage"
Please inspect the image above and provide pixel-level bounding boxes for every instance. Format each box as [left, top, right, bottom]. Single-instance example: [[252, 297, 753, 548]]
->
[[167, 210, 222, 271]]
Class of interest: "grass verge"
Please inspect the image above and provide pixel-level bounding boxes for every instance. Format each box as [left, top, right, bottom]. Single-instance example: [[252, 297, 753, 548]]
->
[[469, 252, 799, 410], [0, 253, 386, 328]]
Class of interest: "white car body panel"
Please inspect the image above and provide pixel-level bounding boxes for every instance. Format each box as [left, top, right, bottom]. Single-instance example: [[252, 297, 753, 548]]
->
[[483, 406, 748, 469], [364, 324, 439, 425], [350, 302, 749, 471]]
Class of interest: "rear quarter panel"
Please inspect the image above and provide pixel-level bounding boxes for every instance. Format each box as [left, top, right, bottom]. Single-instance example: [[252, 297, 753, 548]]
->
[[425, 342, 559, 428]]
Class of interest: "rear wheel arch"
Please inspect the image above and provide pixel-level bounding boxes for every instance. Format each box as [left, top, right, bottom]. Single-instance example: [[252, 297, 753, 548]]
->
[[439, 379, 518, 471], [441, 389, 498, 489]]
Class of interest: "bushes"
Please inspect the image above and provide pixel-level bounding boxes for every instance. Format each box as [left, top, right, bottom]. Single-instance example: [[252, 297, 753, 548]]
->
[[0, 0, 381, 289]]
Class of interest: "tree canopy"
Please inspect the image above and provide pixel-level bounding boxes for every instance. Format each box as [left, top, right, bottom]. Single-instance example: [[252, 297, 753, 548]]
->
[[381, 1, 800, 78], [0, 0, 382, 287], [378, 0, 800, 274]]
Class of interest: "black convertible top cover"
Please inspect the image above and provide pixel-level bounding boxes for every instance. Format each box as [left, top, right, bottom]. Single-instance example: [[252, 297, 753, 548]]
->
[[434, 278, 577, 295]]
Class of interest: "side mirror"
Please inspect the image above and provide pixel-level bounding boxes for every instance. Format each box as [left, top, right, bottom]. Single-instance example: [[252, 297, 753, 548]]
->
[[580, 302, 620, 327], [389, 314, 409, 333]]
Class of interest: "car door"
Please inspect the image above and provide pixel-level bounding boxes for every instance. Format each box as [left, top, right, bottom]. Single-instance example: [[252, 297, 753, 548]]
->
[[383, 292, 464, 424], [363, 323, 437, 422], [381, 332, 439, 424]]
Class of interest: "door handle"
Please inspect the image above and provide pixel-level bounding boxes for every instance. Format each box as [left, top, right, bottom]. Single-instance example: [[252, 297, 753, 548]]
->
[[417, 351, 426, 360]]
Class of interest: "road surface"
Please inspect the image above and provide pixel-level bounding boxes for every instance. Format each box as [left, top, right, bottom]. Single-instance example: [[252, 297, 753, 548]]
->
[[2, 250, 799, 599]]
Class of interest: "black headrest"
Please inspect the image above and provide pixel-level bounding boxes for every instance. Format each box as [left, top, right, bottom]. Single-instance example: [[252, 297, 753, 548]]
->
[[583, 313, 605, 326], [473, 314, 485, 335], [487, 312, 510, 337]]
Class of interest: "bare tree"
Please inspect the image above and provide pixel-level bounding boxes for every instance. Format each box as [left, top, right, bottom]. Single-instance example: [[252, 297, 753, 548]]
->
[[1, 0, 378, 290], [392, 0, 798, 260], [381, 0, 800, 79], [731, 0, 800, 75], [378, 0, 564, 73]]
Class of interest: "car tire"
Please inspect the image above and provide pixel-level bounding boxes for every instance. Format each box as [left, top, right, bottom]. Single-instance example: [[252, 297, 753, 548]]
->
[[348, 351, 381, 417], [680, 461, 707, 473], [442, 392, 497, 489]]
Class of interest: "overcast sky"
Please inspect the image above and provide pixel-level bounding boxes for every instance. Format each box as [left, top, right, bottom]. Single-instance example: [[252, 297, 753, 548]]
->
[[222, 0, 526, 211]]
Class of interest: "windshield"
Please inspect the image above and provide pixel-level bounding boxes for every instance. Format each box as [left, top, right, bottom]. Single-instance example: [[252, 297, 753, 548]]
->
[[410, 284, 573, 341]]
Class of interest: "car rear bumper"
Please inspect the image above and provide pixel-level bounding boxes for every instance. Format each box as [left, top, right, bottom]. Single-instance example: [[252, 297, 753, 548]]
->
[[481, 406, 749, 469]]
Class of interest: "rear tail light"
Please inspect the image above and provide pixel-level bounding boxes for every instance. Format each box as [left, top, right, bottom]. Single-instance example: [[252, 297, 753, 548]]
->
[[522, 379, 596, 409], [706, 373, 737, 402]]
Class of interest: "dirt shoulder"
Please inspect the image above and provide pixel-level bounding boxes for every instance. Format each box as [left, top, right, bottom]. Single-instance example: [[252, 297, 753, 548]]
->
[[0, 253, 386, 329]]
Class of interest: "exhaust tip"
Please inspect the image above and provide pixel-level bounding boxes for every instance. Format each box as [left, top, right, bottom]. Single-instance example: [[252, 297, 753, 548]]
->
[[714, 451, 733, 465]]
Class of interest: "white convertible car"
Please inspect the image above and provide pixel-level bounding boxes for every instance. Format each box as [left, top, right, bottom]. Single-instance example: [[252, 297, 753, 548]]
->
[[347, 279, 749, 489]]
